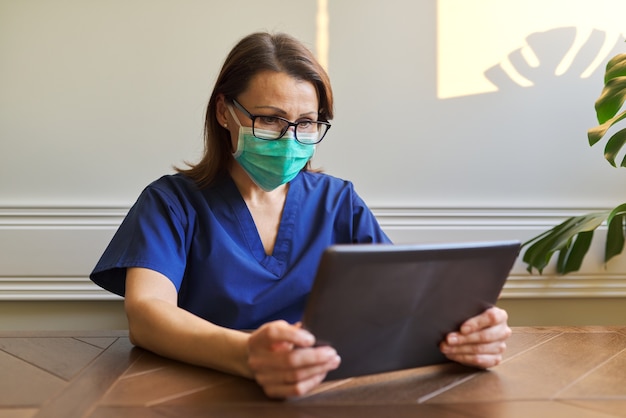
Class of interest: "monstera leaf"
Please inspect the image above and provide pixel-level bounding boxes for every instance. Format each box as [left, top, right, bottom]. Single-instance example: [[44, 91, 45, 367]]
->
[[588, 53, 626, 165], [524, 53, 626, 274], [523, 205, 626, 274]]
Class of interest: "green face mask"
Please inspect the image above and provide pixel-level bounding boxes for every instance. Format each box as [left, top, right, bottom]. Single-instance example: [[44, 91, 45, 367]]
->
[[228, 106, 315, 191]]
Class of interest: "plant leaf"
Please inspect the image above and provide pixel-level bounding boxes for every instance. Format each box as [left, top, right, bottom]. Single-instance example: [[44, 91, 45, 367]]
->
[[556, 238, 571, 273], [606, 214, 625, 262], [604, 53, 626, 83], [588, 110, 626, 146], [524, 52, 626, 275], [557, 231, 594, 274], [522, 217, 585, 272], [603, 128, 626, 166], [606, 203, 626, 224], [605, 203, 626, 262], [522, 212, 608, 273], [595, 76, 626, 124]]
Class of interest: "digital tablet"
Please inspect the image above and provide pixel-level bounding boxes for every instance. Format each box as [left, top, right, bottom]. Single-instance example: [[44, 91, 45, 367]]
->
[[301, 240, 520, 380]]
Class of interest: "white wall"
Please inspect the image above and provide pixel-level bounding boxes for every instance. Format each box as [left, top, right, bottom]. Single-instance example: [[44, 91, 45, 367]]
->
[[0, 0, 318, 205], [2, 0, 626, 304]]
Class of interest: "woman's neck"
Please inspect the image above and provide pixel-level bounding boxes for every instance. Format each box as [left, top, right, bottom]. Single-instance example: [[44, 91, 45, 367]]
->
[[229, 164, 288, 205]]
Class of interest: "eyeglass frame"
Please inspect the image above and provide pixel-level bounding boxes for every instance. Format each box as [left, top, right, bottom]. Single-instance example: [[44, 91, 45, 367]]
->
[[230, 99, 331, 144]]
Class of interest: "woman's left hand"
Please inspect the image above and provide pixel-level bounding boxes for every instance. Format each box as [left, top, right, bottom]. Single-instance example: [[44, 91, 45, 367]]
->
[[440, 306, 512, 368]]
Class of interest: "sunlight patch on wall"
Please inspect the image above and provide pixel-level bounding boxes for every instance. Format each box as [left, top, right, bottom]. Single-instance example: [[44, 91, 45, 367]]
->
[[437, 0, 626, 99], [316, 0, 329, 71]]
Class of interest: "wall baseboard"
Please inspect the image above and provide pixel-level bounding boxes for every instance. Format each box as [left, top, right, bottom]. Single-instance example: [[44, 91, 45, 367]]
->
[[1, 206, 625, 300]]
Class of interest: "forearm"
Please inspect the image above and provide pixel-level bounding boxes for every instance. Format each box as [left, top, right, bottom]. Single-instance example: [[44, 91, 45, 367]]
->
[[125, 297, 253, 378]]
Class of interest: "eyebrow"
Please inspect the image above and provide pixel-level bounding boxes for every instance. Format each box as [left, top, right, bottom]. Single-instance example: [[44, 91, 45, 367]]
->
[[253, 105, 318, 119]]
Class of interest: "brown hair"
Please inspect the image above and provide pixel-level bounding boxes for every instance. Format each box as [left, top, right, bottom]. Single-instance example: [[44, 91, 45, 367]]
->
[[177, 32, 334, 188]]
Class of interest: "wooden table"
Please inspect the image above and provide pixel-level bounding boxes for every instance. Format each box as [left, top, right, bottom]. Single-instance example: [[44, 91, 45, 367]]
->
[[1, 326, 626, 418]]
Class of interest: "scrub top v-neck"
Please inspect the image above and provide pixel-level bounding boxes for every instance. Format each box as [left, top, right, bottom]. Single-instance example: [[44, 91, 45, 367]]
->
[[90, 171, 391, 329], [221, 173, 302, 278]]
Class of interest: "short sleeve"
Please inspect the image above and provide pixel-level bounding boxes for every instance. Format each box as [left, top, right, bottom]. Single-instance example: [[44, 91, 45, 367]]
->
[[350, 185, 393, 244], [90, 183, 192, 297]]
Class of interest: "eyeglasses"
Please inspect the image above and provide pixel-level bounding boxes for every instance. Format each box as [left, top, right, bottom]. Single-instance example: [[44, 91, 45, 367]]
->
[[231, 99, 331, 145]]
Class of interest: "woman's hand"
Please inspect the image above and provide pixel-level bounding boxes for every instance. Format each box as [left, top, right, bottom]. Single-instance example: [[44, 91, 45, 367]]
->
[[440, 306, 512, 368], [247, 320, 341, 399]]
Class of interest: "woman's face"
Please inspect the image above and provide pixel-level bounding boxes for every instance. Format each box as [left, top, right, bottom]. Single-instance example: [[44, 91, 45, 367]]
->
[[218, 71, 319, 152]]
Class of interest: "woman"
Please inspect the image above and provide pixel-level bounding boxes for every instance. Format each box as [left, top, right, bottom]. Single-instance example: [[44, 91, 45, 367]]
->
[[90, 32, 511, 399]]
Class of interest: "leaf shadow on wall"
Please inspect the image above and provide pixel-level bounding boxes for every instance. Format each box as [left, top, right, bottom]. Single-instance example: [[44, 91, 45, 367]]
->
[[423, 27, 626, 203]]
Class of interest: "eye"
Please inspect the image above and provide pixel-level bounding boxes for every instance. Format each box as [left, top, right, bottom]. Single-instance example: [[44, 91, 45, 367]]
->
[[297, 120, 313, 129], [258, 116, 282, 125]]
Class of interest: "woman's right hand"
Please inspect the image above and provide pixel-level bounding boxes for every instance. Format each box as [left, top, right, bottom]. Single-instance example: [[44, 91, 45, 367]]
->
[[247, 320, 341, 399]]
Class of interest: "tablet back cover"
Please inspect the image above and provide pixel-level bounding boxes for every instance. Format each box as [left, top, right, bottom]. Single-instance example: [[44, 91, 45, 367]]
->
[[301, 240, 520, 380]]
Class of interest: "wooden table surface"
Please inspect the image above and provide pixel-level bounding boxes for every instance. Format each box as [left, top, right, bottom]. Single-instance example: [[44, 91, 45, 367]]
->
[[1, 326, 626, 418]]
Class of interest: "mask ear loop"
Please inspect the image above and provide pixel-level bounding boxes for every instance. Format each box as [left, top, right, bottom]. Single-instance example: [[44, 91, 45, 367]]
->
[[227, 104, 245, 157], [227, 104, 243, 127]]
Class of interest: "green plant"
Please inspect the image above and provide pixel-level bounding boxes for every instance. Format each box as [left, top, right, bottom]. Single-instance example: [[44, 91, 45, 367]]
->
[[523, 52, 626, 274]]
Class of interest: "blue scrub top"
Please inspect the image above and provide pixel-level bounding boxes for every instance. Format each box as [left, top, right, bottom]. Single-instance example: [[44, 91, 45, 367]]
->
[[90, 171, 391, 329]]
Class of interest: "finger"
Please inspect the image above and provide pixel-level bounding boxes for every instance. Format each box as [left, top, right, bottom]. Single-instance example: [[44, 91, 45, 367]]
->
[[255, 349, 341, 399], [444, 352, 504, 369], [261, 370, 328, 399], [251, 345, 339, 373], [446, 322, 512, 346], [266, 321, 316, 347], [251, 320, 316, 350], [459, 307, 508, 335], [441, 340, 507, 356], [256, 349, 341, 385]]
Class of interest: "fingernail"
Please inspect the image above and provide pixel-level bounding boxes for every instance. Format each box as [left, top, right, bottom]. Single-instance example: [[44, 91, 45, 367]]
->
[[300, 330, 315, 344], [322, 347, 337, 357], [448, 334, 458, 344]]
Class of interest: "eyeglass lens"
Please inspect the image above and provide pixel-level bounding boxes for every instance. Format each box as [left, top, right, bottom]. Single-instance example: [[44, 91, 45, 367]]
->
[[253, 118, 328, 144]]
